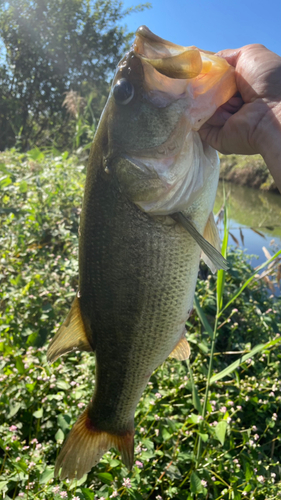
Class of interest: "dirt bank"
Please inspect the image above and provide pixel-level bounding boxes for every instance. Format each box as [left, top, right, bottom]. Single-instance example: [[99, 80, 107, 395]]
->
[[219, 154, 279, 193]]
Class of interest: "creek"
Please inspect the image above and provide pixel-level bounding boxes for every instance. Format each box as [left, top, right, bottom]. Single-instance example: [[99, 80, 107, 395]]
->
[[214, 181, 281, 292]]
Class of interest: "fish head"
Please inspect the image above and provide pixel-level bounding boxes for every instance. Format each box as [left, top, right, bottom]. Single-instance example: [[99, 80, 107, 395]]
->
[[100, 26, 237, 214]]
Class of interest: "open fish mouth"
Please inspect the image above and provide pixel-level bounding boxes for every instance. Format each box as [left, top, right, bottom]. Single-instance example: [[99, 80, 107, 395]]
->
[[132, 25, 236, 104], [134, 25, 213, 79]]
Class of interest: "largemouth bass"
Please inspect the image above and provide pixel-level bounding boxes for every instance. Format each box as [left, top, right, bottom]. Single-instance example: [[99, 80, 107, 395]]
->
[[47, 26, 237, 480]]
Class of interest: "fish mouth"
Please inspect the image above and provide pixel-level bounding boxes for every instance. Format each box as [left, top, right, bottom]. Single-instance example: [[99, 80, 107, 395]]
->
[[134, 25, 213, 80], [133, 25, 236, 103]]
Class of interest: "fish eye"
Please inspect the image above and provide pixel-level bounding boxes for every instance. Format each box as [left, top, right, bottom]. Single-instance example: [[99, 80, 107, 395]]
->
[[113, 78, 134, 105]]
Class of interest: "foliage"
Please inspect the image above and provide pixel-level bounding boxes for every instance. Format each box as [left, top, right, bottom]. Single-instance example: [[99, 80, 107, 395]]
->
[[1, 149, 281, 499], [219, 154, 277, 192], [0, 0, 149, 151]]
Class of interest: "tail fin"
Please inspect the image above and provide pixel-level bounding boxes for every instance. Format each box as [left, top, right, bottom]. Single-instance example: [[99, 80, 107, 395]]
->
[[55, 405, 134, 480]]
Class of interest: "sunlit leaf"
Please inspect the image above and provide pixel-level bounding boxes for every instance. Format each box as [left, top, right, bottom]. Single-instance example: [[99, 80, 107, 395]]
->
[[33, 408, 43, 418], [97, 472, 113, 484], [190, 471, 203, 493], [8, 403, 21, 418], [55, 429, 65, 442], [39, 467, 54, 484], [215, 420, 227, 445]]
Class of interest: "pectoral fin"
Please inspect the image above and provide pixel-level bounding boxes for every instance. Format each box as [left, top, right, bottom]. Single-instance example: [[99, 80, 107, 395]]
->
[[169, 336, 191, 361], [201, 212, 223, 273], [174, 212, 229, 272], [47, 296, 93, 363]]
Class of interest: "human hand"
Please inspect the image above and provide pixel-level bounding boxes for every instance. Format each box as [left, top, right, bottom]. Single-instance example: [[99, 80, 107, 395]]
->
[[199, 44, 281, 155], [199, 44, 281, 190]]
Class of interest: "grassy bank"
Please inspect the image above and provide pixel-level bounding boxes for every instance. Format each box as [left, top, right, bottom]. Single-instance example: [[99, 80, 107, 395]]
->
[[1, 149, 281, 500], [219, 154, 278, 192]]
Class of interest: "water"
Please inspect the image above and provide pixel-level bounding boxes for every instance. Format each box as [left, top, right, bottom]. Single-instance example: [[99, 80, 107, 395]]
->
[[214, 181, 281, 272]]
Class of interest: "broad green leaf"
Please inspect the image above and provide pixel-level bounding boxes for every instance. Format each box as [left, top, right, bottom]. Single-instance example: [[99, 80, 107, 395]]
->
[[28, 147, 45, 161], [0, 163, 11, 174], [15, 356, 25, 374], [141, 450, 154, 460], [187, 413, 201, 424], [8, 403, 21, 418], [199, 433, 209, 442], [39, 467, 54, 484], [81, 488, 95, 500], [14, 459, 28, 473], [55, 429, 64, 442], [97, 472, 113, 484], [0, 176, 12, 188], [109, 459, 121, 468], [0, 481, 8, 492], [33, 408, 43, 418], [190, 471, 203, 493], [19, 180, 28, 193], [56, 380, 70, 390], [162, 428, 172, 440], [57, 414, 71, 431], [210, 337, 281, 384], [244, 460, 253, 481], [215, 420, 227, 445]]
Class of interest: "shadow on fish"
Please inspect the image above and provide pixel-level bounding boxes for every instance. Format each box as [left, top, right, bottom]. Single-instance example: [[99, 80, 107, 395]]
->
[[47, 26, 236, 480]]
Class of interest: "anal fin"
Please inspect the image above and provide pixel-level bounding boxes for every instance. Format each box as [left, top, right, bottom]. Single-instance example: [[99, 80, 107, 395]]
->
[[169, 337, 191, 361], [47, 295, 93, 363], [55, 404, 134, 479]]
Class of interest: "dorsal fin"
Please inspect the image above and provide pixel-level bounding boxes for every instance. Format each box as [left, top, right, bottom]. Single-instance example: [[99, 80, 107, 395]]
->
[[47, 296, 93, 363]]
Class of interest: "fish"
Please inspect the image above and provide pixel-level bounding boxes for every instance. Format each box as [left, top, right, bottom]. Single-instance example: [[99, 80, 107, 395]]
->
[[47, 26, 237, 480]]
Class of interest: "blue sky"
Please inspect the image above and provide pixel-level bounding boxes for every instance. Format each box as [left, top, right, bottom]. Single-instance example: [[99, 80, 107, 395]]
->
[[122, 0, 281, 55]]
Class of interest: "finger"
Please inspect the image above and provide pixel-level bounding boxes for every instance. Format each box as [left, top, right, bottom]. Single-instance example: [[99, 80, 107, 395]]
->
[[204, 109, 232, 127], [204, 97, 244, 127], [215, 48, 242, 68], [220, 96, 244, 113], [199, 124, 226, 152]]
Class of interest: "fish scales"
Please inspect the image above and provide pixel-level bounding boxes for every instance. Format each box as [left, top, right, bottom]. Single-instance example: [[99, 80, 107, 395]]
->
[[80, 164, 198, 424], [47, 25, 237, 479]]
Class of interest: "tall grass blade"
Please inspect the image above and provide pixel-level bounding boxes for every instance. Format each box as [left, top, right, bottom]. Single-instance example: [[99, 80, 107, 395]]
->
[[216, 203, 229, 312], [210, 337, 281, 384], [194, 295, 213, 337], [187, 360, 202, 413]]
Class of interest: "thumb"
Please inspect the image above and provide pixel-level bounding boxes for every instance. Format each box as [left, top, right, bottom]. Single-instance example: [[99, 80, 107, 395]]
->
[[215, 48, 242, 68]]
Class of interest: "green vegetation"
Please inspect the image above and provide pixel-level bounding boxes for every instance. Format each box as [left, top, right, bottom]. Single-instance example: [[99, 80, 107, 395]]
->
[[219, 155, 278, 192], [1, 149, 281, 500], [0, 0, 149, 151]]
